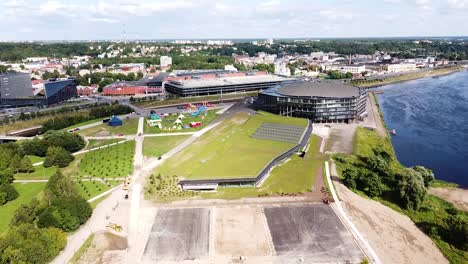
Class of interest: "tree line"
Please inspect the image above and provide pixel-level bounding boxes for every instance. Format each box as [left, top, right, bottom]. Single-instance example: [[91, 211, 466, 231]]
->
[[42, 103, 133, 132]]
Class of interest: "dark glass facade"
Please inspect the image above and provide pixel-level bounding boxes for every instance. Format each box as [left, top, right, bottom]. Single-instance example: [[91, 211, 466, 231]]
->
[[44, 79, 78, 105]]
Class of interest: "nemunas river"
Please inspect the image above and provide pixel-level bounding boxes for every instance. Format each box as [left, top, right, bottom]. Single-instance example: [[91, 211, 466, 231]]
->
[[376, 69, 468, 187]]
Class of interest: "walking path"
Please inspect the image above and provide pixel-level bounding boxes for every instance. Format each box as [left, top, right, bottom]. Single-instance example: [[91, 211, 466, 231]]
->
[[324, 161, 381, 264]]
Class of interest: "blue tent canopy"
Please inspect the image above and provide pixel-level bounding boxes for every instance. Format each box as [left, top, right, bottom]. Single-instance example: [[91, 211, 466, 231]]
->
[[108, 116, 123, 126]]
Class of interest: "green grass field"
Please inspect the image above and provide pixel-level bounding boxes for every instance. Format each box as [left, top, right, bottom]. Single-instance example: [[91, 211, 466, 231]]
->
[[143, 110, 218, 134], [156, 111, 307, 180], [85, 139, 124, 150], [77, 118, 139, 137], [15, 165, 58, 180], [62, 117, 104, 131], [75, 180, 120, 200], [26, 155, 45, 164], [79, 141, 135, 178], [0, 183, 46, 234], [143, 136, 190, 158]]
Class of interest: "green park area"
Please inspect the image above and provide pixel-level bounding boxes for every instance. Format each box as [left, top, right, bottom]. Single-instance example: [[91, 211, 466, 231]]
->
[[156, 111, 306, 180], [78, 141, 135, 179], [77, 117, 139, 137], [334, 127, 468, 263], [84, 139, 124, 150], [15, 164, 57, 180], [143, 136, 190, 158], [0, 183, 46, 234], [143, 109, 218, 134]]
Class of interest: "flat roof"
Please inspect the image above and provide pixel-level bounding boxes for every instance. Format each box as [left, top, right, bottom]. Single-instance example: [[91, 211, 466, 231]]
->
[[263, 81, 360, 98], [167, 75, 294, 89]]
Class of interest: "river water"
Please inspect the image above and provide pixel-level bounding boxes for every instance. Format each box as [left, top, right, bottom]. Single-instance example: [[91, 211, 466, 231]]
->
[[376, 70, 468, 187]]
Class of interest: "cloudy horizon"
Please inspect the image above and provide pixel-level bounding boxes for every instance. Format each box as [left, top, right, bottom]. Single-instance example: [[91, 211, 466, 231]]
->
[[1, 0, 467, 41]]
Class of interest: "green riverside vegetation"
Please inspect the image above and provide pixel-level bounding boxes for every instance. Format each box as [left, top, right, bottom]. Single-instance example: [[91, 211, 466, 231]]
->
[[334, 127, 467, 263]]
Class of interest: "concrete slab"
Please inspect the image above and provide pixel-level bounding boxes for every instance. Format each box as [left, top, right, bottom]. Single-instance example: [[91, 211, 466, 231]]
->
[[142, 208, 210, 262], [264, 204, 363, 263]]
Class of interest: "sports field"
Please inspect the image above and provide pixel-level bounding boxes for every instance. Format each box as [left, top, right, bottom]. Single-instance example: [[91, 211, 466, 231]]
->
[[156, 111, 307, 180]]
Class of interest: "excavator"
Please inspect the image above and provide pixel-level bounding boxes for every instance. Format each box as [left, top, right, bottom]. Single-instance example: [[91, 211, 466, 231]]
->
[[106, 223, 123, 232]]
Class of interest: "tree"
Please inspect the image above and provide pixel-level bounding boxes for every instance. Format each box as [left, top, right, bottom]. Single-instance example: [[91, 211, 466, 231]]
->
[[0, 184, 19, 205], [0, 169, 14, 185], [11, 198, 40, 226], [412, 166, 434, 187], [0, 223, 66, 264], [397, 168, 427, 210], [342, 167, 359, 190], [21, 138, 50, 157], [8, 154, 22, 174], [19, 156, 35, 173], [45, 170, 79, 202], [43, 146, 74, 168]]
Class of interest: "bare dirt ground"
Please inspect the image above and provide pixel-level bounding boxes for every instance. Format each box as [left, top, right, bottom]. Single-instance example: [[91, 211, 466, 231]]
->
[[324, 123, 357, 154], [213, 207, 273, 257], [76, 232, 127, 264], [429, 187, 468, 211], [331, 162, 448, 264]]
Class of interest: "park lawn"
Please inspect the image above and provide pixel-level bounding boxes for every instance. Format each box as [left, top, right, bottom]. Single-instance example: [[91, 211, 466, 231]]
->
[[15, 165, 58, 180], [76, 180, 112, 200], [62, 117, 105, 131], [78, 141, 135, 179], [0, 183, 46, 234], [77, 117, 139, 137], [143, 109, 218, 134], [143, 136, 190, 158], [85, 139, 123, 150], [156, 111, 307, 180], [201, 135, 326, 199], [26, 155, 45, 164]]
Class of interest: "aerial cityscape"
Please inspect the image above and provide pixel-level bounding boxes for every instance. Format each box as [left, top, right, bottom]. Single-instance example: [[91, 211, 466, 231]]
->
[[0, 1, 467, 264]]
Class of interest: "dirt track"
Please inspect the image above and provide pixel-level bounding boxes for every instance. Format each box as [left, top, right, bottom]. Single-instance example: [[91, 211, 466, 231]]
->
[[331, 163, 448, 264]]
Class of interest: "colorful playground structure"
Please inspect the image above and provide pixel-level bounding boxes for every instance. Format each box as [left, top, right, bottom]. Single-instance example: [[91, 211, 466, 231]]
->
[[146, 106, 207, 131]]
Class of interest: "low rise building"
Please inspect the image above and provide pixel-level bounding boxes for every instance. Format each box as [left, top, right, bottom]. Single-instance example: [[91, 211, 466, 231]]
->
[[384, 63, 417, 73]]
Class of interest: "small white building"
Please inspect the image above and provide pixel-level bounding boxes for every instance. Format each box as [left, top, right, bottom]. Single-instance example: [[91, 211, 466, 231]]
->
[[384, 63, 417, 73], [324, 64, 366, 74]]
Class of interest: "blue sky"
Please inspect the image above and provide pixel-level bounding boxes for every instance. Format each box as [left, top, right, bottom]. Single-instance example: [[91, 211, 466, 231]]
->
[[0, 0, 467, 40]]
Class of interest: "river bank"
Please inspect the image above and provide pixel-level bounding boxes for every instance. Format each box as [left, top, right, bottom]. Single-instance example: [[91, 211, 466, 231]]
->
[[352, 65, 465, 88]]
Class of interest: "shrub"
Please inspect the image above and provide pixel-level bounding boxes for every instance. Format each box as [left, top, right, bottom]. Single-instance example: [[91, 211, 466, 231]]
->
[[0, 184, 19, 204]]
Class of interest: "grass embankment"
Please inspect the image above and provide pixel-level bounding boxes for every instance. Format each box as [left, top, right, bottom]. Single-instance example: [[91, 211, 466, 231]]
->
[[143, 110, 218, 134], [77, 118, 139, 137], [0, 110, 91, 135], [335, 127, 468, 263], [26, 155, 45, 164], [146, 112, 325, 202], [76, 180, 119, 201], [0, 183, 46, 234], [134, 91, 258, 108], [201, 135, 326, 199], [156, 111, 306, 180], [70, 234, 95, 264], [143, 136, 190, 158], [79, 141, 135, 179], [62, 117, 105, 131], [352, 66, 464, 88]]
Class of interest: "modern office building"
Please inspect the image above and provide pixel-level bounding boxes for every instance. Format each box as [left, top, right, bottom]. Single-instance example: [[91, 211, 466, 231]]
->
[[43, 78, 78, 105], [165, 71, 293, 97], [258, 80, 366, 123], [0, 72, 45, 108]]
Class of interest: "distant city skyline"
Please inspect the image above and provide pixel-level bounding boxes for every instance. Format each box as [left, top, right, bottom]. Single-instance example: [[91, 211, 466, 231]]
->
[[1, 0, 467, 41]]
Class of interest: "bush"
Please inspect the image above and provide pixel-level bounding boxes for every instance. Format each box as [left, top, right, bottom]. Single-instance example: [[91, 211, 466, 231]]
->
[[397, 168, 427, 210], [43, 130, 86, 153], [0, 169, 14, 185], [0, 183, 19, 204], [44, 146, 74, 168]]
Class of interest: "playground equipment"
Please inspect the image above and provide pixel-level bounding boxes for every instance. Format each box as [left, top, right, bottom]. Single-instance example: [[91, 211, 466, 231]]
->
[[106, 223, 123, 232], [191, 106, 207, 117], [190, 121, 202, 128]]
